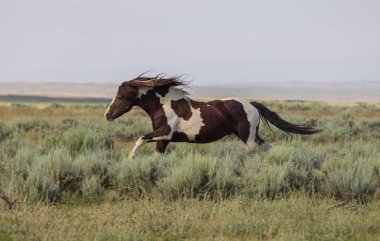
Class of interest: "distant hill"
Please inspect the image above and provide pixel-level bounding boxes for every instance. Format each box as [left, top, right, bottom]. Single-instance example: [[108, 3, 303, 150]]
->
[[0, 95, 111, 103], [1, 81, 379, 103]]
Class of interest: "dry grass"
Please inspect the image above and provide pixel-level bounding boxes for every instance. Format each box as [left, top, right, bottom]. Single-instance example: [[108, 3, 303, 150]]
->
[[1, 100, 380, 240], [1, 196, 380, 241]]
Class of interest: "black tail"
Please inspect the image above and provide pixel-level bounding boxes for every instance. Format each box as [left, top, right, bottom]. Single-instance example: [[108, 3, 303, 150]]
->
[[251, 101, 321, 136]]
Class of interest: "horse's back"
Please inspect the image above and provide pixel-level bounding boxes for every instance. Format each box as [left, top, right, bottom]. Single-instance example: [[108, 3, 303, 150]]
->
[[219, 98, 257, 119]]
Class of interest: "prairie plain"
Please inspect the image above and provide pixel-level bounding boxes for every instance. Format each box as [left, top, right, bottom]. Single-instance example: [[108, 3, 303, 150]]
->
[[0, 100, 379, 240]]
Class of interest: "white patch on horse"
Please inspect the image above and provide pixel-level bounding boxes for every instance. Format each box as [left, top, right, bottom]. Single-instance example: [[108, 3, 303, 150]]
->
[[137, 87, 150, 99], [223, 98, 260, 151], [177, 104, 204, 140], [128, 137, 147, 159], [153, 104, 178, 140], [153, 87, 205, 141], [159, 87, 184, 102], [104, 96, 116, 118]]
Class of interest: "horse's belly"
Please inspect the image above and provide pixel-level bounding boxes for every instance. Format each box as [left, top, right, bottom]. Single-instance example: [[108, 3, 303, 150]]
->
[[172, 117, 232, 143], [193, 125, 233, 143]]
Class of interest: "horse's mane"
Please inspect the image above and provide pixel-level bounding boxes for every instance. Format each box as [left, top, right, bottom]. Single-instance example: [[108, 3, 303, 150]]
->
[[122, 73, 189, 95]]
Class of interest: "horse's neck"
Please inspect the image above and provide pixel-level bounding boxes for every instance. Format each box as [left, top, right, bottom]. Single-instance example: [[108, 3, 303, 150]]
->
[[159, 88, 187, 102], [137, 88, 189, 118]]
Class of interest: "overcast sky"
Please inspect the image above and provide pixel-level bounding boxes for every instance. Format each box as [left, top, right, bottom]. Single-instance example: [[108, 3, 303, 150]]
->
[[1, 0, 379, 85]]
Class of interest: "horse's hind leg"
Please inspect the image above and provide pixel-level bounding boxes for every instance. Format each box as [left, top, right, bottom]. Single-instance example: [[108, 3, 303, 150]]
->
[[231, 99, 271, 153], [235, 121, 258, 153], [255, 125, 272, 151], [255, 133, 272, 151], [237, 123, 271, 153], [233, 107, 260, 153]]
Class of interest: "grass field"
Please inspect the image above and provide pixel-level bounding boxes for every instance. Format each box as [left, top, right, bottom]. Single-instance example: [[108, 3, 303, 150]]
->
[[0, 101, 380, 240]]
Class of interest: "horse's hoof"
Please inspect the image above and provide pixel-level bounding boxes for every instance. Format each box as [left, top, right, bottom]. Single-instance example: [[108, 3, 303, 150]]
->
[[261, 143, 272, 151], [128, 154, 136, 160]]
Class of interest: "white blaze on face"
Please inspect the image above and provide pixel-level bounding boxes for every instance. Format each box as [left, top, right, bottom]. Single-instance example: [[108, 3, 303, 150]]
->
[[153, 87, 205, 141], [104, 96, 116, 118]]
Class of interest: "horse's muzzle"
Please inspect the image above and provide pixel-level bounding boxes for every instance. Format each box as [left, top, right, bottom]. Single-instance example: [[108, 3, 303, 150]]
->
[[104, 112, 114, 121]]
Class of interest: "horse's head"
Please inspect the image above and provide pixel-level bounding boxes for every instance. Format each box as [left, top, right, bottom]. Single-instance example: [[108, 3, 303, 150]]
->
[[104, 84, 138, 121], [104, 73, 188, 121]]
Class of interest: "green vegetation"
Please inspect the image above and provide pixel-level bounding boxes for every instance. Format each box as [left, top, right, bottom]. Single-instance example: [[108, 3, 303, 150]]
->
[[0, 101, 379, 240]]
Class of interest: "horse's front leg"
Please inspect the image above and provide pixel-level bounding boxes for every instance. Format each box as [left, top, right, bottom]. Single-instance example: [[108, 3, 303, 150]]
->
[[156, 141, 170, 155], [128, 127, 172, 160]]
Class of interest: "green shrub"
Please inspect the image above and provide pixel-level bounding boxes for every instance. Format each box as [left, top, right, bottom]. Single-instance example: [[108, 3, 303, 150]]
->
[[43, 128, 114, 154], [158, 154, 218, 199], [81, 175, 104, 198], [15, 118, 51, 133], [324, 159, 377, 203], [243, 162, 290, 199], [242, 144, 326, 199], [109, 156, 159, 195], [0, 121, 13, 142]]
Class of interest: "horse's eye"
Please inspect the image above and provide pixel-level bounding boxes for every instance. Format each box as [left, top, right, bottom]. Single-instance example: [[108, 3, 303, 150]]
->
[[117, 96, 122, 100]]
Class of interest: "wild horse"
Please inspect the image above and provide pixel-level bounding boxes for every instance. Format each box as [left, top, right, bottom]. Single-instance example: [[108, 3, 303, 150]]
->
[[104, 74, 320, 159]]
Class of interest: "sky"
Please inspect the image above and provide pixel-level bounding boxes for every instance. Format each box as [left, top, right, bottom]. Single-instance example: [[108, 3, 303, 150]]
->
[[1, 0, 380, 85]]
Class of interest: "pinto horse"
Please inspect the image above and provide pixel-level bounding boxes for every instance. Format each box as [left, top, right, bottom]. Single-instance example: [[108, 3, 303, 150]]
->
[[104, 74, 320, 159]]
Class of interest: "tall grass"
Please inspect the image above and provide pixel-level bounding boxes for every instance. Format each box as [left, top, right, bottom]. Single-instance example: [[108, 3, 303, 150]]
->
[[0, 102, 379, 205]]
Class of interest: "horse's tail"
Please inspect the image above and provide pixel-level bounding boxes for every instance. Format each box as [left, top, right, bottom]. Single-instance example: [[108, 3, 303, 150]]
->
[[250, 101, 321, 136]]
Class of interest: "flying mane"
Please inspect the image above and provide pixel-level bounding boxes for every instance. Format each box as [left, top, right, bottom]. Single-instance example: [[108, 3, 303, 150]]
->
[[122, 73, 190, 95]]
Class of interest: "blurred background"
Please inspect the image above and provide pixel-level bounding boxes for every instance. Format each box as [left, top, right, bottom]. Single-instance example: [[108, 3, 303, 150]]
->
[[1, 0, 379, 101]]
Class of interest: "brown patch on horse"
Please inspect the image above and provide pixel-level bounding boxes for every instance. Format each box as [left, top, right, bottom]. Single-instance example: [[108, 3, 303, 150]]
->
[[154, 85, 170, 97], [137, 89, 171, 136], [190, 100, 235, 143], [143, 125, 171, 141], [171, 99, 192, 120], [222, 100, 251, 143], [172, 132, 190, 142], [156, 140, 170, 153], [119, 84, 138, 99]]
